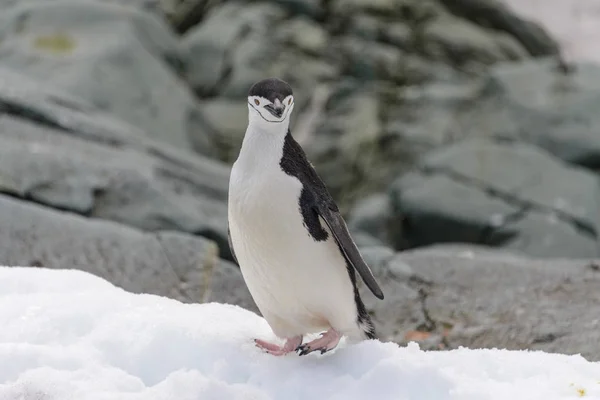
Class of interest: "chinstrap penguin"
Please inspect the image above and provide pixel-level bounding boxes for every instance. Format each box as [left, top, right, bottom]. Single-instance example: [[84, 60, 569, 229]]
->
[[228, 77, 384, 356]]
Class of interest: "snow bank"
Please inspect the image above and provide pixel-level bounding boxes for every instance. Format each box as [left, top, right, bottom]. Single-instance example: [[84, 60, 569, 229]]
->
[[0, 267, 599, 400]]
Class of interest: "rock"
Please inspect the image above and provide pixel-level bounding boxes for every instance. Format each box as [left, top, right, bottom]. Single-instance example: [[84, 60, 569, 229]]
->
[[332, 0, 553, 72], [277, 0, 324, 19], [0, 0, 164, 14], [220, 38, 336, 110], [163, 0, 225, 33], [193, 99, 248, 161], [358, 245, 397, 277], [156, 230, 255, 310], [183, 2, 287, 98], [348, 193, 397, 247], [181, 2, 285, 96], [277, 17, 329, 56], [182, 1, 335, 101], [335, 36, 402, 82], [0, 0, 201, 151], [304, 80, 383, 208], [0, 114, 234, 260], [421, 13, 528, 67], [0, 193, 255, 310], [422, 139, 600, 232], [439, 0, 560, 57], [351, 232, 387, 248], [346, 15, 382, 42], [491, 212, 600, 259], [383, 58, 600, 174], [360, 245, 600, 361], [0, 65, 152, 146], [383, 78, 478, 164], [392, 171, 519, 246], [188, 7, 337, 162], [472, 59, 600, 168], [391, 140, 600, 257], [333, 0, 417, 17]]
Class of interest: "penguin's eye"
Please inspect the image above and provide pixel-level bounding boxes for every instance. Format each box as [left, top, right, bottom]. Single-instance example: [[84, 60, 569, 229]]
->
[[254, 99, 260, 106], [288, 98, 292, 105]]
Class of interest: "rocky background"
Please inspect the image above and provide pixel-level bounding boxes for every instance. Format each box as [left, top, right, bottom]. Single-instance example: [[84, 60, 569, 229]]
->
[[0, 0, 599, 360]]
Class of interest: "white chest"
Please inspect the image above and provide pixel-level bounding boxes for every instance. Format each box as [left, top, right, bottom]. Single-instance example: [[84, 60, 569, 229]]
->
[[228, 163, 307, 263], [226, 126, 357, 338]]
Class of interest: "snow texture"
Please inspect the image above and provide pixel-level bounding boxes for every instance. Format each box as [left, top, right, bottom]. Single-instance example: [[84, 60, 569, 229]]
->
[[1, 266, 600, 400]]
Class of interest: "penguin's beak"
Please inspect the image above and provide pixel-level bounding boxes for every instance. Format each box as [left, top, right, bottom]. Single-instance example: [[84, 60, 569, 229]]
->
[[264, 100, 285, 118]]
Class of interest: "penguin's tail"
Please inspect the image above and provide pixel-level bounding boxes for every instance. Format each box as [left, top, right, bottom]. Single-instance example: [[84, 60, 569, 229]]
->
[[355, 295, 377, 340]]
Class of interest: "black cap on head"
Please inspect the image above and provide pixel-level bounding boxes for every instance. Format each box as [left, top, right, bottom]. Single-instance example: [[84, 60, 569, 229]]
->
[[248, 78, 293, 103]]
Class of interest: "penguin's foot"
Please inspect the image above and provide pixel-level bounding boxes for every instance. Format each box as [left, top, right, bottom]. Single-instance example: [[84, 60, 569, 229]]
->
[[296, 329, 341, 356], [254, 335, 303, 356]]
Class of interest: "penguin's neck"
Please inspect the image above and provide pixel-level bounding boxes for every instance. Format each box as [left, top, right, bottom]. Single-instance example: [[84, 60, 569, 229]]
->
[[236, 122, 289, 175]]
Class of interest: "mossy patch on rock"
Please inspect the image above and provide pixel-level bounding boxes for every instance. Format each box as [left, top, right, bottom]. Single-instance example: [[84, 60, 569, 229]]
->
[[32, 33, 76, 54]]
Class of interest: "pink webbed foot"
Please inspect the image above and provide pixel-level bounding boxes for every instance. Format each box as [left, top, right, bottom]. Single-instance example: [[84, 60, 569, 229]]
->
[[254, 335, 303, 356], [296, 328, 341, 356]]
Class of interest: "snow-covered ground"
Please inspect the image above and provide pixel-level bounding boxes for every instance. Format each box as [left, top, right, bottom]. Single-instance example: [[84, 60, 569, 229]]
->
[[504, 0, 600, 64], [1, 267, 600, 399]]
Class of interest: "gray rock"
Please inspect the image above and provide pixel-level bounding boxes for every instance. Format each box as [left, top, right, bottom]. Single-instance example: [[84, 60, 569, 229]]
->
[[439, 0, 559, 57], [384, 58, 600, 173], [358, 245, 398, 278], [346, 15, 383, 42], [181, 2, 285, 95], [392, 171, 520, 246], [0, 193, 255, 310], [422, 139, 600, 233], [183, 1, 335, 103], [219, 32, 281, 99], [220, 36, 336, 108], [305, 80, 383, 209], [383, 78, 479, 167], [193, 99, 248, 162], [332, 0, 552, 73], [391, 140, 600, 257], [191, 23, 336, 162], [0, 0, 201, 151], [0, 0, 164, 14], [492, 212, 600, 259], [0, 65, 152, 146], [277, 17, 329, 56], [472, 59, 600, 168], [351, 232, 387, 249], [336, 36, 402, 82], [277, 0, 324, 19], [361, 245, 600, 361], [422, 13, 528, 66], [348, 193, 396, 246], [0, 115, 234, 259], [333, 0, 424, 17]]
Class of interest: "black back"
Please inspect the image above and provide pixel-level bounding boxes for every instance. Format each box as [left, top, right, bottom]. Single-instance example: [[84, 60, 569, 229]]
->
[[248, 78, 293, 103]]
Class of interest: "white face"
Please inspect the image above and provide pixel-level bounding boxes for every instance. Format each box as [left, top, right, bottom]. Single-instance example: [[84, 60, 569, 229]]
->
[[247, 95, 294, 125]]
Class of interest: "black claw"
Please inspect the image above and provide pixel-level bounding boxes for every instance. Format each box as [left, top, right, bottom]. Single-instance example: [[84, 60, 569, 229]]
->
[[296, 345, 312, 356], [320, 348, 327, 354]]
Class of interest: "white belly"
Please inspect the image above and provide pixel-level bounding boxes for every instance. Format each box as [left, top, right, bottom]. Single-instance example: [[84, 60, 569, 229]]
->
[[228, 168, 358, 339]]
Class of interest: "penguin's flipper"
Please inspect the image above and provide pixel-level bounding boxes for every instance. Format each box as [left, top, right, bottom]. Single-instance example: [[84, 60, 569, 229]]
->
[[278, 130, 384, 300], [316, 203, 385, 300]]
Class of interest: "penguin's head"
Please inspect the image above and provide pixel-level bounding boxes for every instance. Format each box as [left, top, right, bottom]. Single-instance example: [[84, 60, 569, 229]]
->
[[247, 78, 294, 127]]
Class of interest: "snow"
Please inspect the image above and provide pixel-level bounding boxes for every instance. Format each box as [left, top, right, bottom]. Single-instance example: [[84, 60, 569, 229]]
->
[[1, 267, 600, 400]]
